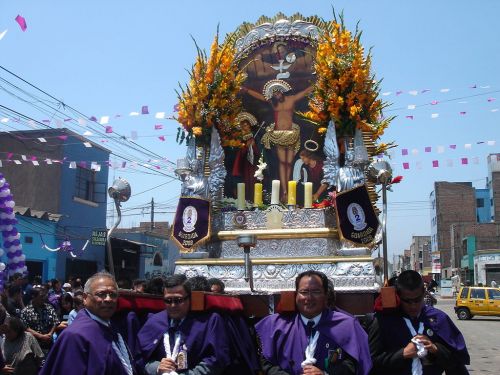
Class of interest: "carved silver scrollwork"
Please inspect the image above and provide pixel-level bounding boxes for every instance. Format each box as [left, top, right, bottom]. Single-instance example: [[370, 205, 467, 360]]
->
[[208, 128, 226, 202], [235, 19, 320, 57], [322, 120, 340, 188]]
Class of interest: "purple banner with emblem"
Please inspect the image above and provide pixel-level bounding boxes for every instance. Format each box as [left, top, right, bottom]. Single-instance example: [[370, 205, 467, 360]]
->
[[335, 185, 379, 246], [171, 197, 211, 252]]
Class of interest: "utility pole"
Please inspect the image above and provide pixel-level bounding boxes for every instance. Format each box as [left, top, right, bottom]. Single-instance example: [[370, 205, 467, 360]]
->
[[150, 197, 155, 231]]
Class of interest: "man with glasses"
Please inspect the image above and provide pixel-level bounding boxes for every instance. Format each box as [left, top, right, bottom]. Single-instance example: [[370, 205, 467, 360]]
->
[[368, 270, 469, 375], [40, 272, 136, 375], [255, 270, 372, 375], [137, 274, 230, 375]]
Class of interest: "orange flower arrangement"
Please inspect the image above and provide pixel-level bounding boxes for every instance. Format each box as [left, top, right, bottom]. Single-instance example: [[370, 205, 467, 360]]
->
[[301, 15, 394, 140], [176, 29, 246, 146]]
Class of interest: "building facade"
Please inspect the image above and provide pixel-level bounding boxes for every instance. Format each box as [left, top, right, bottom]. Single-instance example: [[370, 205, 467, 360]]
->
[[0, 129, 109, 281], [430, 154, 500, 282], [113, 221, 179, 281], [409, 235, 431, 274], [430, 181, 476, 278]]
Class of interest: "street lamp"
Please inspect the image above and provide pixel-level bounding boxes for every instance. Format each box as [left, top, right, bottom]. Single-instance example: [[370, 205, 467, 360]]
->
[[107, 178, 131, 276]]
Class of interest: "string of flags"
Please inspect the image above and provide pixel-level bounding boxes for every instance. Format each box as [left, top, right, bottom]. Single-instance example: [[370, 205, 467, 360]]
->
[[382, 85, 496, 97], [400, 141, 496, 156], [0, 154, 176, 173]]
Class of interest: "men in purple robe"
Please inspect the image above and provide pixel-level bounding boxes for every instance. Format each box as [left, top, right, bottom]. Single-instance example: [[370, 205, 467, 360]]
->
[[368, 270, 470, 375], [40, 272, 136, 375], [137, 274, 231, 374], [255, 270, 372, 375]]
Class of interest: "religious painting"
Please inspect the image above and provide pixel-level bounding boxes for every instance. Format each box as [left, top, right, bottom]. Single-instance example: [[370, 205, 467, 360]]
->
[[224, 37, 325, 205]]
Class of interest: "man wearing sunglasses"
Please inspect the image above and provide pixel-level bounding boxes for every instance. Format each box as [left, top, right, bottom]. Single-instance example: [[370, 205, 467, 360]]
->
[[138, 274, 230, 375], [256, 270, 372, 375], [368, 270, 469, 375], [40, 271, 136, 375]]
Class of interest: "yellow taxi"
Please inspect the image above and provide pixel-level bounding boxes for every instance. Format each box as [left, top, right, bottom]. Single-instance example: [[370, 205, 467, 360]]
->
[[454, 286, 500, 320]]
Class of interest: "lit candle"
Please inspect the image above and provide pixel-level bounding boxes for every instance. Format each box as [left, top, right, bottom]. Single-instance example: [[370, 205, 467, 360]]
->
[[271, 180, 280, 205], [254, 183, 263, 207], [237, 183, 246, 210], [287, 181, 297, 205], [304, 182, 313, 208]]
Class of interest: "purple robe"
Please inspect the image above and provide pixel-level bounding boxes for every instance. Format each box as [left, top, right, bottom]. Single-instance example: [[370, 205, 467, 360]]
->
[[223, 315, 260, 374], [137, 310, 230, 372], [40, 309, 135, 375], [255, 309, 372, 375], [373, 305, 469, 374]]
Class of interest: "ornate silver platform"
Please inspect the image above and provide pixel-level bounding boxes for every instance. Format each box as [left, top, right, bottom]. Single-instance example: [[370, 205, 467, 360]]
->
[[174, 208, 378, 293]]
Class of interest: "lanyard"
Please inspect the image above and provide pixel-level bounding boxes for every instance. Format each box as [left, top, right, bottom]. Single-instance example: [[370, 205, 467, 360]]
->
[[111, 333, 133, 375]]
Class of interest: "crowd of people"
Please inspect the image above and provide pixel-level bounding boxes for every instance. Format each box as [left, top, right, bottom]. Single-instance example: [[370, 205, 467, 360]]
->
[[0, 269, 470, 375]]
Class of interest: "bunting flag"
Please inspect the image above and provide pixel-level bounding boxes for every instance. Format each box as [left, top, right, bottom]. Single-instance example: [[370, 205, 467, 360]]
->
[[15, 15, 27, 31], [0, 30, 8, 41], [432, 160, 439, 168]]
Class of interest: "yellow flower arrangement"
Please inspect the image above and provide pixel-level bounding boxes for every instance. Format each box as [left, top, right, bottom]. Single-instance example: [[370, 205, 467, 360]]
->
[[176, 29, 246, 146], [300, 16, 394, 140]]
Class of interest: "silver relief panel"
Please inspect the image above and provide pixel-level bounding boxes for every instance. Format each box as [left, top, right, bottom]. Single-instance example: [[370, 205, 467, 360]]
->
[[217, 208, 334, 231], [220, 238, 339, 258], [173, 261, 378, 292]]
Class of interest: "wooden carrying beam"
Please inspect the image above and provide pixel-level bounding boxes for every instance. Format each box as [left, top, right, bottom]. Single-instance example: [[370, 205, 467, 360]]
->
[[190, 291, 244, 314]]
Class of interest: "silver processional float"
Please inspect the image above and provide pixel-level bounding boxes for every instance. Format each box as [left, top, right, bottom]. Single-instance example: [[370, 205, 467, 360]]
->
[[164, 14, 399, 315]]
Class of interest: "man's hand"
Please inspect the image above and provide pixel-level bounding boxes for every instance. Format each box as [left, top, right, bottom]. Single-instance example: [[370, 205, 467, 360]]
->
[[157, 358, 177, 374], [403, 341, 418, 359], [1, 365, 14, 374], [302, 364, 324, 374], [414, 335, 438, 354]]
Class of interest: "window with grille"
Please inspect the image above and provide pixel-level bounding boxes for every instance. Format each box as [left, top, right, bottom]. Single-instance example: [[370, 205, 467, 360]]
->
[[75, 167, 106, 203]]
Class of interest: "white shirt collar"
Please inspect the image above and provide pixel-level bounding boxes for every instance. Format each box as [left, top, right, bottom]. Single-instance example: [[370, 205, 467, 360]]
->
[[299, 312, 321, 327]]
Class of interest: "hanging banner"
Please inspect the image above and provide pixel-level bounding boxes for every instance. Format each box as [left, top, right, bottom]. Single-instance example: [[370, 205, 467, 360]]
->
[[335, 185, 379, 246], [171, 197, 211, 253]]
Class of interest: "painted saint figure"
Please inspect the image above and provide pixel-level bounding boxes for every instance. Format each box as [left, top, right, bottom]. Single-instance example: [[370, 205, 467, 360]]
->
[[232, 112, 260, 201], [243, 80, 313, 201]]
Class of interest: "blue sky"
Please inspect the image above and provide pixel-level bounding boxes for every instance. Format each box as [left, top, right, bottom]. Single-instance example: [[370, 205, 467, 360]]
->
[[1, 0, 499, 258]]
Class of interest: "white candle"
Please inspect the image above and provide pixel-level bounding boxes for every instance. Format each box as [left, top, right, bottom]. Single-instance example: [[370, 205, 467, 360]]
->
[[304, 182, 313, 208], [271, 180, 280, 205], [237, 183, 246, 210]]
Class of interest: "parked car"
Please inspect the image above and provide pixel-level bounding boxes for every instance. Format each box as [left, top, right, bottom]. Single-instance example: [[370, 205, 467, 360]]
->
[[454, 286, 500, 320]]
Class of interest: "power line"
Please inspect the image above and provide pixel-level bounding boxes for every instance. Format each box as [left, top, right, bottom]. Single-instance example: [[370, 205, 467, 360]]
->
[[385, 89, 500, 112], [0, 65, 176, 166]]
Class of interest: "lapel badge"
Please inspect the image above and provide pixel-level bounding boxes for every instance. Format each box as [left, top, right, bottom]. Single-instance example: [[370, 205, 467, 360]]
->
[[426, 328, 434, 337]]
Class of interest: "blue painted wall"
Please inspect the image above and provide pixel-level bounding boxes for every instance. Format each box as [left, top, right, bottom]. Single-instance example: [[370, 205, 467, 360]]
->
[[16, 215, 58, 281], [54, 134, 110, 280], [475, 188, 492, 223]]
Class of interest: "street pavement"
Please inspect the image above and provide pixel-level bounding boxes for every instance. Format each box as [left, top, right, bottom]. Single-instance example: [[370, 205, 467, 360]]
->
[[434, 296, 500, 374]]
